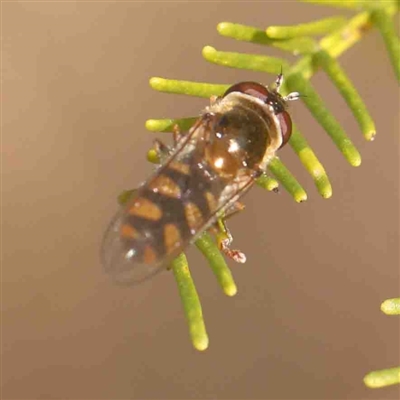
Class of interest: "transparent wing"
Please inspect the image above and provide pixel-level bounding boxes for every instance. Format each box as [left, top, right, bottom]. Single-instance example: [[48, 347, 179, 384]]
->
[[101, 205, 167, 285], [100, 118, 209, 285]]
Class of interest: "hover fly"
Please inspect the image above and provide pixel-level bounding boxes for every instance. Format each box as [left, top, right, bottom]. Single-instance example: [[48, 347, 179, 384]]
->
[[101, 73, 299, 284]]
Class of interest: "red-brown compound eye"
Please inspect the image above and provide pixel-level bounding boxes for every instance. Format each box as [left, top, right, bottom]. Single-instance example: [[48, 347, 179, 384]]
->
[[223, 81, 270, 103], [277, 110, 292, 149]]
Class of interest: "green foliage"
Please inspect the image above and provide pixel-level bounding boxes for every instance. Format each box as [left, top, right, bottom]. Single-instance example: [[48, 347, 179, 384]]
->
[[363, 298, 400, 388], [171, 253, 209, 351], [364, 367, 400, 389], [122, 1, 399, 352]]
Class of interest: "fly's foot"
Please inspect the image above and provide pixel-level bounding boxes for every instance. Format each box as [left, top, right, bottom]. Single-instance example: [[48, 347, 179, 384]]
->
[[217, 232, 247, 264], [215, 218, 246, 264]]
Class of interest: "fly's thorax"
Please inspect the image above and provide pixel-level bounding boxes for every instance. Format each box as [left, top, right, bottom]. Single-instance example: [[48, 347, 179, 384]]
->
[[204, 92, 283, 177]]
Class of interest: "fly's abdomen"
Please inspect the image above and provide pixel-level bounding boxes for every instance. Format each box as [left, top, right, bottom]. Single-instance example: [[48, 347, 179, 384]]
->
[[101, 159, 224, 284]]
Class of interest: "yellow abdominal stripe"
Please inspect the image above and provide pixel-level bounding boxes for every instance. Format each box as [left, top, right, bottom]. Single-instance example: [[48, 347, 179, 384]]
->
[[168, 161, 190, 175], [204, 191, 217, 212], [143, 245, 157, 264], [164, 223, 182, 254], [120, 224, 140, 239], [184, 202, 204, 231], [128, 197, 162, 221], [149, 174, 181, 198]]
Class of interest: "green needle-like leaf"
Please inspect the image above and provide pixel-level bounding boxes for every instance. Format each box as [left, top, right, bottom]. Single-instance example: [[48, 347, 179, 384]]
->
[[145, 117, 198, 133], [320, 11, 372, 59], [371, 7, 400, 82], [313, 50, 376, 141], [364, 367, 400, 388], [172, 253, 209, 351], [266, 16, 347, 39], [146, 148, 160, 164], [299, 0, 363, 9], [381, 298, 400, 315], [217, 22, 318, 54], [289, 125, 333, 198], [268, 158, 307, 202], [256, 173, 279, 192], [150, 77, 228, 98], [202, 46, 289, 74], [195, 233, 237, 297], [317, 5, 400, 61], [217, 22, 274, 45], [286, 72, 361, 167], [364, 297, 400, 387]]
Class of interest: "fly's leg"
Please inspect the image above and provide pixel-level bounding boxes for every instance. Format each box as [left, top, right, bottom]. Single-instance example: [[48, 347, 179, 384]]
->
[[172, 124, 183, 145], [152, 92, 242, 164], [223, 201, 246, 220], [216, 218, 246, 264], [209, 202, 247, 264], [151, 120, 197, 163], [152, 123, 185, 164], [151, 138, 172, 164]]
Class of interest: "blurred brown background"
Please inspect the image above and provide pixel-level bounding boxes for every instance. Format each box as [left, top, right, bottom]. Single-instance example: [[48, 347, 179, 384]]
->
[[2, 1, 399, 399]]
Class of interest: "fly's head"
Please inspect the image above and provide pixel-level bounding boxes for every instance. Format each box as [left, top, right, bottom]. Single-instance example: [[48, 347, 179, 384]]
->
[[223, 74, 300, 150], [205, 74, 300, 178]]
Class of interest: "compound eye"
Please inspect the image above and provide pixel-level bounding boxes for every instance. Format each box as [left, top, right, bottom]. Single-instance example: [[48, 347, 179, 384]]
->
[[278, 110, 292, 148], [223, 81, 269, 102]]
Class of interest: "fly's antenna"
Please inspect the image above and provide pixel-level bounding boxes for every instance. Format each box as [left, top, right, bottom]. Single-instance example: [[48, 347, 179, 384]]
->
[[275, 66, 284, 92]]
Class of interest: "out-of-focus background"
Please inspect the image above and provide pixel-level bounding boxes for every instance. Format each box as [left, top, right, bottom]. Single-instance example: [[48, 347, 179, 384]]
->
[[2, 2, 399, 399]]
